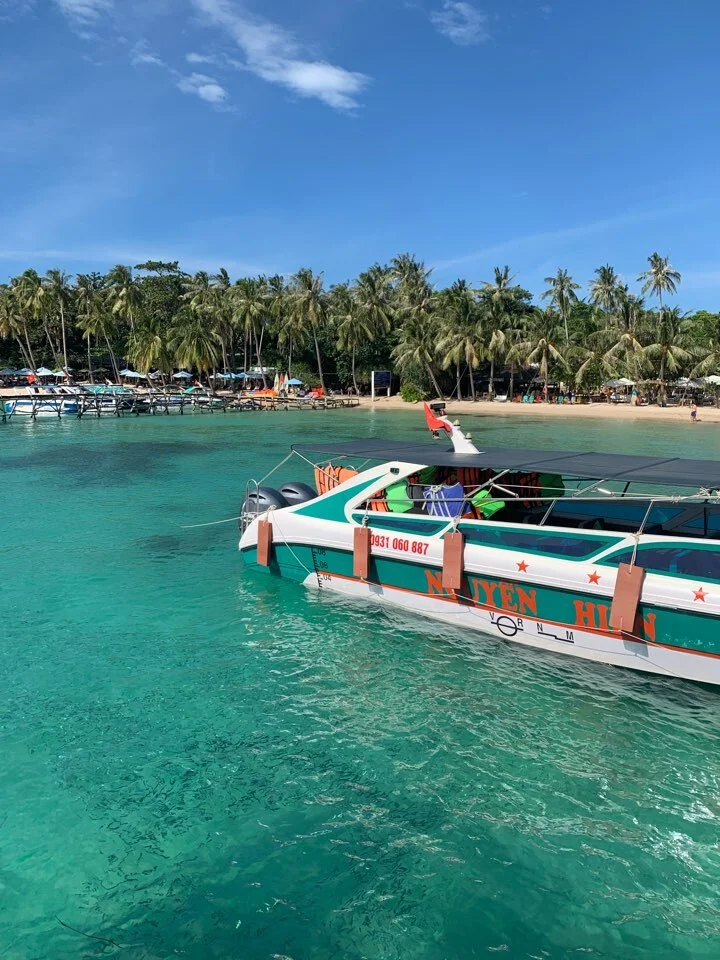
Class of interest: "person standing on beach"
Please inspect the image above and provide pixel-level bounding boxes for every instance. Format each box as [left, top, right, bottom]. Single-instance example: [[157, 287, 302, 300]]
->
[[691, 402, 698, 424]]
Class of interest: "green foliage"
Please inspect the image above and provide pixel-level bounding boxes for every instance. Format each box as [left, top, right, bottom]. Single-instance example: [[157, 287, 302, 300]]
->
[[400, 382, 427, 403], [2, 252, 714, 407]]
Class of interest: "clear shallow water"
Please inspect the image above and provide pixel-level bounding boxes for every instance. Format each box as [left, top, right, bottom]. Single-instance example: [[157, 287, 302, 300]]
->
[[2, 409, 720, 959]]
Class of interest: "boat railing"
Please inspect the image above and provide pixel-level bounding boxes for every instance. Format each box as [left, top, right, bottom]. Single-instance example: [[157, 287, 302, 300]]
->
[[241, 478, 261, 535]]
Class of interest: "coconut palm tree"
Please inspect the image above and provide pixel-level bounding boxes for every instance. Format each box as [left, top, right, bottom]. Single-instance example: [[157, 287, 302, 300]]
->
[[638, 253, 681, 315], [589, 264, 620, 322], [353, 265, 394, 335], [392, 303, 443, 398], [615, 285, 644, 333], [232, 277, 270, 385], [168, 309, 220, 378], [74, 273, 108, 383], [332, 283, 375, 394], [0, 284, 36, 370], [127, 326, 172, 379], [542, 268, 580, 345], [389, 253, 431, 296], [212, 268, 233, 372], [43, 268, 72, 372], [510, 308, 567, 401], [642, 306, 691, 404], [107, 264, 142, 332], [436, 279, 482, 400], [13, 269, 57, 368], [287, 268, 328, 391]]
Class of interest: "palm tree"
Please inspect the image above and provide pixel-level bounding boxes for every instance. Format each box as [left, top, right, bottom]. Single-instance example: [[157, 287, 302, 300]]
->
[[127, 326, 172, 379], [212, 268, 233, 372], [436, 279, 482, 400], [43, 268, 72, 372], [542, 268, 580, 345], [638, 253, 681, 315], [589, 264, 620, 322], [389, 253, 431, 295], [642, 306, 691, 404], [393, 301, 443, 398], [14, 269, 56, 368], [107, 264, 142, 331], [0, 285, 35, 370], [232, 277, 270, 385], [615, 285, 644, 333], [74, 272, 108, 383], [510, 308, 567, 401], [287, 268, 328, 391], [332, 283, 375, 394], [168, 309, 219, 378], [353, 265, 394, 335]]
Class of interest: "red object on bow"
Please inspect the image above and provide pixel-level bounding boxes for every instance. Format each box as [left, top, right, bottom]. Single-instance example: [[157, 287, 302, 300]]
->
[[423, 401, 452, 435]]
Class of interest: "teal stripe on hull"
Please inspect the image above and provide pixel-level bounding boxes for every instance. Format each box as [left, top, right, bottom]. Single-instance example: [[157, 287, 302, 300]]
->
[[241, 542, 720, 656]]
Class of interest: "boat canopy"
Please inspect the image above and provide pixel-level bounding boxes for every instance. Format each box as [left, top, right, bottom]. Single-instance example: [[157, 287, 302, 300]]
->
[[291, 439, 720, 489]]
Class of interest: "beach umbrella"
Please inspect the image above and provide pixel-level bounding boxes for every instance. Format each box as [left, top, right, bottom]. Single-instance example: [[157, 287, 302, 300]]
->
[[287, 377, 303, 386], [703, 375, 720, 385], [173, 370, 193, 379], [0, 367, 16, 375], [15, 368, 32, 375], [36, 366, 54, 376]]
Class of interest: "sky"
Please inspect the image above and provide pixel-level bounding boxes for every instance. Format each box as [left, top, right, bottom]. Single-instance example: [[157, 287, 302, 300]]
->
[[1, 0, 719, 307]]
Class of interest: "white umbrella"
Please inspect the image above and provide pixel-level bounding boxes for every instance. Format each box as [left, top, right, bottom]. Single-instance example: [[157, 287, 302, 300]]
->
[[703, 375, 720, 385], [173, 371, 193, 379]]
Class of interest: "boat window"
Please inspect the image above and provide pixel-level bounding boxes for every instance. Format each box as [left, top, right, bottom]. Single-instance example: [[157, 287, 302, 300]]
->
[[458, 524, 618, 559], [602, 546, 720, 581], [351, 512, 448, 536]]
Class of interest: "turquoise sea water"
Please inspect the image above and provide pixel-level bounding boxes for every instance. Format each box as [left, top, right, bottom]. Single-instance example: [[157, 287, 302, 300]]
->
[[3, 409, 720, 960]]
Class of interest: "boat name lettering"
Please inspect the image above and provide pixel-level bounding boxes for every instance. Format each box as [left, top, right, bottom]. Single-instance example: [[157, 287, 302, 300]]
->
[[425, 570, 537, 616], [572, 600, 656, 641]]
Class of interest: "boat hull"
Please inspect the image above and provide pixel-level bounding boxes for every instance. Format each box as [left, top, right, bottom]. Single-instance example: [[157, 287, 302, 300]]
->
[[240, 535, 720, 686]]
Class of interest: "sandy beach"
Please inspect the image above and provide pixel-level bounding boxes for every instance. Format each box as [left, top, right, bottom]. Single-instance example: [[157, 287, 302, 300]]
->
[[358, 395, 720, 424]]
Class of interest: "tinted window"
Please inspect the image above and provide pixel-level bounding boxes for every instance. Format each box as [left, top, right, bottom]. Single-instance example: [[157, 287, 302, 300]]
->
[[604, 547, 720, 580], [459, 524, 616, 559]]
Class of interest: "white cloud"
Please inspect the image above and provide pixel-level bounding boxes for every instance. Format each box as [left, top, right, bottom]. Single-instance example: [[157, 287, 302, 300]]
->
[[176, 72, 228, 104], [186, 52, 216, 64], [131, 41, 165, 67], [54, 0, 112, 22], [190, 0, 369, 111], [430, 1, 489, 46]]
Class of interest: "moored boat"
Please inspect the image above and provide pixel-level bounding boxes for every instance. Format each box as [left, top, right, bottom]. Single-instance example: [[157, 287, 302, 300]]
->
[[4, 385, 80, 417], [239, 404, 720, 684]]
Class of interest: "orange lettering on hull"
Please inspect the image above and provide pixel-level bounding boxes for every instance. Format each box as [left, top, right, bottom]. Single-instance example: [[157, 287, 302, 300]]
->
[[516, 587, 537, 616]]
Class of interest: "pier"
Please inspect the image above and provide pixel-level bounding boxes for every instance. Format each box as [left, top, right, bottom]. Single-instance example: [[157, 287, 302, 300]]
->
[[0, 389, 360, 423]]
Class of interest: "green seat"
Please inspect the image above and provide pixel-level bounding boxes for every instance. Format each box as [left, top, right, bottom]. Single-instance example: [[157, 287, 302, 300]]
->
[[386, 480, 414, 514], [471, 488, 505, 519]]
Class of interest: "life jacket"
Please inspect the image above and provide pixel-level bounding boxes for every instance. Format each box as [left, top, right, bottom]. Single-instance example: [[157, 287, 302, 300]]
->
[[314, 464, 359, 495]]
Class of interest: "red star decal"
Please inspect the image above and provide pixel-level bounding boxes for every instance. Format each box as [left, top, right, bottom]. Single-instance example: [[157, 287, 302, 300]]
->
[[694, 587, 708, 602], [588, 571, 601, 584], [517, 560, 529, 573]]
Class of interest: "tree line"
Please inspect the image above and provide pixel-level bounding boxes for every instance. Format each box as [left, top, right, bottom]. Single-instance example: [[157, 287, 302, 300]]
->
[[1, 253, 718, 401]]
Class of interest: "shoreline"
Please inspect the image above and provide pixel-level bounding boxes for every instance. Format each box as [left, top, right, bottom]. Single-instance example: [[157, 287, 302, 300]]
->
[[357, 396, 718, 424]]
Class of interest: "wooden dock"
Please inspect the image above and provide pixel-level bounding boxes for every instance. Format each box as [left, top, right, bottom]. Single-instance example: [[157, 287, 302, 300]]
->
[[0, 390, 360, 422]]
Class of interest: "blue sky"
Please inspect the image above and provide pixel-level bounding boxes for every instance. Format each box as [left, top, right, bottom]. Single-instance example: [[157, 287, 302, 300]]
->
[[1, 0, 719, 306]]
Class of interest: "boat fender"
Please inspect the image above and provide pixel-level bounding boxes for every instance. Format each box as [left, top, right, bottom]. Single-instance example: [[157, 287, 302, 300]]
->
[[354, 526, 371, 580], [257, 518, 273, 567], [610, 562, 645, 636], [442, 531, 465, 592], [279, 481, 317, 506]]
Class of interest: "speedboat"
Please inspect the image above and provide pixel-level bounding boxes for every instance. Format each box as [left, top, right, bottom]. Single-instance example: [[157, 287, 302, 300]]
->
[[239, 403, 720, 685], [4, 386, 80, 418]]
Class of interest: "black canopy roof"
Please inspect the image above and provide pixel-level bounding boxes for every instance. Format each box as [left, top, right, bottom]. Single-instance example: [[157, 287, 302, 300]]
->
[[291, 439, 720, 489]]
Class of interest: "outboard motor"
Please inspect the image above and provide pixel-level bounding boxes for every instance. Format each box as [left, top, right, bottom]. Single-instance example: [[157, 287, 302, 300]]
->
[[279, 481, 317, 507], [240, 486, 289, 531]]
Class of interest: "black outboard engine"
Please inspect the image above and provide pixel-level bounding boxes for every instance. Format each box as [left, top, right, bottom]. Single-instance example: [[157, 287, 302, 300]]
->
[[279, 481, 317, 507], [240, 486, 289, 530]]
